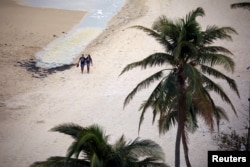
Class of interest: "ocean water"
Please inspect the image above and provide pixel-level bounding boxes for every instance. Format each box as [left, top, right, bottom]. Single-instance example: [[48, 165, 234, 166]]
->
[[14, 0, 125, 68]]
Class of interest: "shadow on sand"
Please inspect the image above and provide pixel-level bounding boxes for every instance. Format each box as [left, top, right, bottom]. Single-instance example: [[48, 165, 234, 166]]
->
[[16, 59, 75, 78]]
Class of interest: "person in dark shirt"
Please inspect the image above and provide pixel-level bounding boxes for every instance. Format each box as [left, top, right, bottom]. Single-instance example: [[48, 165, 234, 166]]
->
[[78, 54, 86, 73], [86, 54, 93, 73]]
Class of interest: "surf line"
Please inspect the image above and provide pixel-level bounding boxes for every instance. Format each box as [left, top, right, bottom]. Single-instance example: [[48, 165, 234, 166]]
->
[[35, 1, 124, 69]]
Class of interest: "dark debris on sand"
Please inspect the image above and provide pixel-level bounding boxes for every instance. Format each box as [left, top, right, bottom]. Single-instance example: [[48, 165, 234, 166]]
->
[[16, 59, 75, 78]]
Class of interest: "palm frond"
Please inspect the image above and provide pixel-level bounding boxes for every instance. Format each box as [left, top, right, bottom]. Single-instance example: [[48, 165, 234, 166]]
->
[[86, 124, 109, 143], [200, 64, 240, 97], [126, 138, 166, 161], [112, 136, 167, 166], [201, 74, 237, 115], [158, 110, 177, 134], [184, 65, 223, 130], [152, 15, 175, 31], [186, 7, 205, 21], [195, 86, 229, 132], [231, 2, 250, 10], [130, 25, 172, 48], [152, 16, 180, 48], [77, 126, 109, 158], [130, 25, 160, 38], [51, 123, 86, 139], [191, 87, 215, 129], [66, 124, 109, 160], [136, 157, 169, 167], [198, 53, 235, 72], [213, 106, 229, 132], [120, 53, 174, 76], [123, 69, 166, 107], [184, 63, 202, 94], [201, 46, 233, 55], [90, 153, 103, 167], [30, 156, 89, 167], [66, 141, 80, 160], [202, 26, 238, 45], [113, 135, 126, 151], [138, 73, 178, 132], [185, 92, 199, 133], [181, 7, 204, 48]]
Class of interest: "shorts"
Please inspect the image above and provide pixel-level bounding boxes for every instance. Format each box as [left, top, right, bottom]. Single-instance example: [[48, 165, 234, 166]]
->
[[86, 61, 91, 66]]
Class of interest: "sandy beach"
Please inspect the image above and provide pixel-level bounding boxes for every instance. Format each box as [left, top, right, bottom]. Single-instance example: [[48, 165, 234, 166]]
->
[[0, 0, 249, 167]]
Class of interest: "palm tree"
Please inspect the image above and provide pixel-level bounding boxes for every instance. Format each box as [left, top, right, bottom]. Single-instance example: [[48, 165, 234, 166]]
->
[[120, 7, 239, 167], [30, 123, 168, 167], [231, 2, 250, 10]]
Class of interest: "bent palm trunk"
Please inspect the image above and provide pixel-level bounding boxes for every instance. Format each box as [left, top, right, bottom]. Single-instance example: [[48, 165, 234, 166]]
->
[[175, 73, 186, 167], [182, 132, 191, 167], [175, 125, 182, 167]]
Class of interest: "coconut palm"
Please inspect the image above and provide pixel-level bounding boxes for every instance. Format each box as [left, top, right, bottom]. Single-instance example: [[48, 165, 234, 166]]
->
[[30, 123, 168, 167], [231, 2, 250, 10], [120, 7, 239, 167]]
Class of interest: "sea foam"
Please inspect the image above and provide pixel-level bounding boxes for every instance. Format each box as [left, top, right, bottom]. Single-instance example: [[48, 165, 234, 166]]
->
[[35, 28, 102, 68], [15, 0, 124, 69]]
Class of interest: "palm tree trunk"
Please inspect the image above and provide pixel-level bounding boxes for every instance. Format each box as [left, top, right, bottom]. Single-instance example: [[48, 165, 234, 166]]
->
[[175, 125, 182, 167], [182, 132, 192, 167], [175, 73, 186, 167]]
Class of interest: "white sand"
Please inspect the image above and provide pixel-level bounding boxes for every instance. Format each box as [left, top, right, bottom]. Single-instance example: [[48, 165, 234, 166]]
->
[[0, 0, 249, 167]]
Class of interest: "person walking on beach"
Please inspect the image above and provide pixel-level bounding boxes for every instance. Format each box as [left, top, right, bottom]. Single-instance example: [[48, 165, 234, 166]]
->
[[86, 54, 93, 73], [78, 54, 86, 73]]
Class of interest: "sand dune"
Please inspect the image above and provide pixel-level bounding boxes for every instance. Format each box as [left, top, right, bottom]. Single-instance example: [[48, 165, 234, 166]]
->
[[0, 0, 249, 167]]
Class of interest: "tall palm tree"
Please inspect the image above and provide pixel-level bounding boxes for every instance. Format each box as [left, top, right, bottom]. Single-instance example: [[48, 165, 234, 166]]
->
[[231, 2, 250, 10], [30, 123, 168, 167], [120, 7, 239, 167]]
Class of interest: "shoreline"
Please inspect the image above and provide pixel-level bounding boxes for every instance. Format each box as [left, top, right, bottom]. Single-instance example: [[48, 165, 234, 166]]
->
[[13, 0, 127, 69], [84, 0, 148, 52], [0, 0, 86, 100]]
